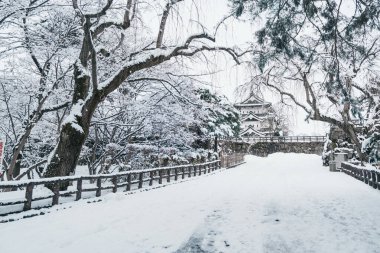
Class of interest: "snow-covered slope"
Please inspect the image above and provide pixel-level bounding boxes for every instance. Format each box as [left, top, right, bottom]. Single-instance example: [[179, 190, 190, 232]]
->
[[1, 153, 380, 253]]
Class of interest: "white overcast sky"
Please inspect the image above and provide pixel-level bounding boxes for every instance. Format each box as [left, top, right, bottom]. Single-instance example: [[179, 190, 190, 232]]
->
[[164, 0, 329, 135]]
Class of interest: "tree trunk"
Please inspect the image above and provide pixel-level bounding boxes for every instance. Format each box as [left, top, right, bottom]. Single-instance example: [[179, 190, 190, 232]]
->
[[43, 61, 96, 189], [6, 127, 33, 180], [43, 99, 97, 189], [44, 121, 87, 178], [13, 153, 22, 178], [346, 125, 365, 162]]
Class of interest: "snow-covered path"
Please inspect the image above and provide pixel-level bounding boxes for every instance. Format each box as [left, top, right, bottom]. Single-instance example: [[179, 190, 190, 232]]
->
[[1, 153, 380, 253]]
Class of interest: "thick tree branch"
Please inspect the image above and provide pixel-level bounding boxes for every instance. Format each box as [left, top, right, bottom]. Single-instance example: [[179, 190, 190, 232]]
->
[[15, 159, 47, 180], [156, 0, 184, 48], [98, 33, 246, 99], [85, 0, 113, 19], [40, 101, 70, 114]]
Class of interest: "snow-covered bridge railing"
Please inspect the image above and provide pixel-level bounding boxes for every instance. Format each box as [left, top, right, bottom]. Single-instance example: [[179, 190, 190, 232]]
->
[[0, 160, 225, 217], [341, 162, 380, 190], [220, 136, 326, 143]]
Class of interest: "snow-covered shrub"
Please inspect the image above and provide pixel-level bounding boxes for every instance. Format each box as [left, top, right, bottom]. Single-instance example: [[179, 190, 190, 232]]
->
[[362, 132, 380, 165]]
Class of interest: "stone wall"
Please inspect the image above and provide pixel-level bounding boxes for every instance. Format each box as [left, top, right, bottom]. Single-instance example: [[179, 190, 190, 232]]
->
[[218, 140, 250, 155], [248, 142, 324, 157], [219, 139, 324, 157]]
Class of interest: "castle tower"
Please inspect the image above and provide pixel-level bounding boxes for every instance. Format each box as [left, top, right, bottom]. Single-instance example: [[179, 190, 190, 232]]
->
[[234, 93, 275, 137]]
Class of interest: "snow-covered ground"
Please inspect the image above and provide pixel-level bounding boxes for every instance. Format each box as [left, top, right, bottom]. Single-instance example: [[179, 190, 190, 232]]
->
[[1, 153, 380, 253]]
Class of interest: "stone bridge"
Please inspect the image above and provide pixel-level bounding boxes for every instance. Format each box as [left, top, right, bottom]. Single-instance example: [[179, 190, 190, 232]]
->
[[219, 136, 326, 157]]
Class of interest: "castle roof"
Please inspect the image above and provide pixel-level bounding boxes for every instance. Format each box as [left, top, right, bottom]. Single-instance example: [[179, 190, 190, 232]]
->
[[240, 125, 265, 137], [234, 93, 271, 107], [241, 112, 264, 122]]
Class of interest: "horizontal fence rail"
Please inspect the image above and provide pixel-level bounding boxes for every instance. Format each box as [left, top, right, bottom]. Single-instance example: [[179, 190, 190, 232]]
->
[[220, 136, 326, 143], [0, 158, 247, 218], [341, 162, 380, 190]]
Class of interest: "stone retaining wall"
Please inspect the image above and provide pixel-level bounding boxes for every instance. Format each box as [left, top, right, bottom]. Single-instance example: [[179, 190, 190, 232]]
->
[[248, 142, 324, 157]]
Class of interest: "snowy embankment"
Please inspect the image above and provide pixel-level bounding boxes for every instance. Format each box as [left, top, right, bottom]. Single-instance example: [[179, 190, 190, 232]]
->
[[1, 153, 380, 253]]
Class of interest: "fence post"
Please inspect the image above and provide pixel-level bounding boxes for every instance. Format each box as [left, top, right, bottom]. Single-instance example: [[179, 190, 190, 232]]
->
[[167, 169, 171, 183], [194, 165, 197, 176], [126, 174, 131, 191], [174, 168, 178, 181], [149, 171, 154, 186], [199, 165, 202, 176], [76, 178, 82, 200], [366, 170, 370, 183], [207, 164, 211, 173], [159, 170, 163, 184], [369, 171, 373, 186], [52, 182, 60, 206], [371, 171, 377, 189], [182, 167, 185, 179], [188, 166, 191, 178], [96, 178, 102, 197], [24, 182, 34, 211], [112, 176, 118, 193], [138, 172, 143, 189]]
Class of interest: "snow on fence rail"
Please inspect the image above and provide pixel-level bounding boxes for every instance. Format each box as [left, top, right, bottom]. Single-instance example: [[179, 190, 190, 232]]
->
[[220, 136, 326, 143], [341, 162, 380, 190], [0, 155, 244, 217]]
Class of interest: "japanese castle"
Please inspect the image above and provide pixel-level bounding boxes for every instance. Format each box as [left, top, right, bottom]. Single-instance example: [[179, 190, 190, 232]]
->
[[234, 94, 275, 137]]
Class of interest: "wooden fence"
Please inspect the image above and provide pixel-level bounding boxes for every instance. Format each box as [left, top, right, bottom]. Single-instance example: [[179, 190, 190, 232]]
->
[[341, 162, 380, 190], [220, 136, 326, 143], [220, 153, 245, 168], [0, 157, 249, 217]]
